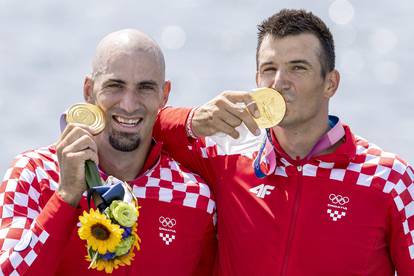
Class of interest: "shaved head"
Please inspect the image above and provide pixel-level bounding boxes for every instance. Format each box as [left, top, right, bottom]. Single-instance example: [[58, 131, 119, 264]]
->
[[84, 29, 171, 155], [91, 29, 165, 80]]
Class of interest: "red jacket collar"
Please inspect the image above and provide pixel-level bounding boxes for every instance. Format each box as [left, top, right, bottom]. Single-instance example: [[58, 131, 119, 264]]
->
[[270, 124, 356, 165], [99, 139, 163, 182]]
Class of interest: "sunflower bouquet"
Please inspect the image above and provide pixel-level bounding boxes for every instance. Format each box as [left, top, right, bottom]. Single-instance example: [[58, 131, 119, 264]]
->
[[78, 176, 141, 273]]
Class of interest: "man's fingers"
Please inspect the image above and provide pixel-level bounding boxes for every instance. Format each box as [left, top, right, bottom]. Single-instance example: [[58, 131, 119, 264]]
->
[[222, 99, 260, 136], [246, 101, 260, 118], [213, 119, 240, 139], [234, 108, 260, 136], [57, 126, 97, 159], [65, 149, 99, 165], [62, 135, 98, 156], [57, 125, 94, 149], [223, 91, 260, 118], [59, 123, 94, 143], [192, 90, 262, 138], [219, 110, 242, 128]]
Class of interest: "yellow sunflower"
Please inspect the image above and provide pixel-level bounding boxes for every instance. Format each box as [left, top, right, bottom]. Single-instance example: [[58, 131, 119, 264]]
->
[[78, 209, 124, 254]]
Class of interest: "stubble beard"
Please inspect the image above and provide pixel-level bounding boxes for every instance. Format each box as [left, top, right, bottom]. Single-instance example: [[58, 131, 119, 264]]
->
[[109, 129, 141, 152]]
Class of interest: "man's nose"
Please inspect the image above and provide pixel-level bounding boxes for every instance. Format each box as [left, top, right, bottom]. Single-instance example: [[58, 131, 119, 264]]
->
[[119, 88, 140, 113], [271, 70, 290, 92]]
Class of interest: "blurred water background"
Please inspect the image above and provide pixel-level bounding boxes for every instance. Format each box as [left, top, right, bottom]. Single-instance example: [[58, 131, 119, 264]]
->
[[0, 0, 413, 174]]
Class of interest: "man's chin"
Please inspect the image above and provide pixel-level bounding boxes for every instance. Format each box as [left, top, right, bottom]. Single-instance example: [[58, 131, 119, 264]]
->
[[109, 135, 141, 152]]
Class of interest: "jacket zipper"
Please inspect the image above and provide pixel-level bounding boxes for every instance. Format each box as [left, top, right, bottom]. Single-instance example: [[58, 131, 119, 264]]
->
[[281, 164, 303, 275]]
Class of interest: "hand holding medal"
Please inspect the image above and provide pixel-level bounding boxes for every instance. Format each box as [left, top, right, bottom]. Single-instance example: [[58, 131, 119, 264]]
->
[[66, 103, 141, 273], [66, 103, 105, 190]]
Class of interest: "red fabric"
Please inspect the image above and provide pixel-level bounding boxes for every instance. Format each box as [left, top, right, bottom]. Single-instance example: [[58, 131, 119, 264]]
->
[[0, 142, 216, 275], [155, 106, 414, 276]]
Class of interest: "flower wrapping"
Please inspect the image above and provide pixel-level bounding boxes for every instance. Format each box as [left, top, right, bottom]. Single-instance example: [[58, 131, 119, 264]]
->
[[78, 176, 141, 273]]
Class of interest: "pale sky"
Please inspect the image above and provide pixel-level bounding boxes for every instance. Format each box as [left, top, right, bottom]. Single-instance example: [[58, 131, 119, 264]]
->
[[1, 0, 413, 174]]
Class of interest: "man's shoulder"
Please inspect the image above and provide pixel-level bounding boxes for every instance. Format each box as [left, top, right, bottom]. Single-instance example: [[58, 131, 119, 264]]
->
[[134, 153, 215, 215], [157, 154, 212, 196], [354, 135, 410, 169], [350, 136, 414, 260], [349, 135, 413, 191], [16, 146, 58, 165], [2, 145, 59, 188]]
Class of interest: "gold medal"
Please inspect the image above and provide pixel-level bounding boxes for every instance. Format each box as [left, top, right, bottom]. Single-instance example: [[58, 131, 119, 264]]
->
[[66, 103, 105, 135], [250, 88, 286, 128]]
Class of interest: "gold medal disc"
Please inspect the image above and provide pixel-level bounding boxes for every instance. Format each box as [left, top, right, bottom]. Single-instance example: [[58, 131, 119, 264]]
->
[[66, 103, 105, 135], [250, 88, 286, 128]]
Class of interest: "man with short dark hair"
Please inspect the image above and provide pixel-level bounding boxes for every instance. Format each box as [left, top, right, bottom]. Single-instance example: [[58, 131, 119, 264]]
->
[[155, 9, 414, 275]]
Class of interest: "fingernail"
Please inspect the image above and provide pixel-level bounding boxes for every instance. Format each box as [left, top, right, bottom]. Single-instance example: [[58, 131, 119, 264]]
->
[[255, 129, 261, 136], [254, 110, 260, 117]]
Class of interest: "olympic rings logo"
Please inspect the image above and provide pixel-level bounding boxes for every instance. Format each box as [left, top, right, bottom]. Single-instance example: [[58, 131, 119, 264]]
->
[[328, 194, 349, 205], [159, 216, 176, 228]]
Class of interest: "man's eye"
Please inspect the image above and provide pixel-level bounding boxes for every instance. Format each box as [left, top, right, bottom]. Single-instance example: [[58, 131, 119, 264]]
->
[[262, 68, 276, 73], [140, 85, 155, 91], [292, 65, 306, 71], [107, 83, 122, 88]]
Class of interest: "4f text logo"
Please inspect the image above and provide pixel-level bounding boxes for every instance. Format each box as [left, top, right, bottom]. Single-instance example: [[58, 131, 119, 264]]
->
[[249, 184, 275, 199]]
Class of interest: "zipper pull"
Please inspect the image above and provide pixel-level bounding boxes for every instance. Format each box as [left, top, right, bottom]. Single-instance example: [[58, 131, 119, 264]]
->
[[295, 156, 303, 173]]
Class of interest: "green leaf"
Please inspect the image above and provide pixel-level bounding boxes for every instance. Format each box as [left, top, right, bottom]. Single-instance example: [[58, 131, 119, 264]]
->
[[85, 160, 102, 189]]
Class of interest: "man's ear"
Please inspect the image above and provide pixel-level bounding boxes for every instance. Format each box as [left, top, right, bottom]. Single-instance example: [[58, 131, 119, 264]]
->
[[83, 75, 94, 103], [324, 69, 340, 99], [160, 80, 171, 107]]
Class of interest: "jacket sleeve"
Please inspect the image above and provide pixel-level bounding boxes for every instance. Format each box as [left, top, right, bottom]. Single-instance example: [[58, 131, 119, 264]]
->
[[154, 107, 218, 185], [0, 155, 79, 275], [389, 165, 414, 275]]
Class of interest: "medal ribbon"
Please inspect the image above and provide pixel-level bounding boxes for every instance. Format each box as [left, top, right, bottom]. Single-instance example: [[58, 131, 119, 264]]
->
[[254, 116, 345, 178]]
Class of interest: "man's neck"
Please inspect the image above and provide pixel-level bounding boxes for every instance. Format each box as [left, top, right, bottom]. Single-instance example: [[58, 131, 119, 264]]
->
[[98, 139, 151, 182], [273, 116, 330, 160]]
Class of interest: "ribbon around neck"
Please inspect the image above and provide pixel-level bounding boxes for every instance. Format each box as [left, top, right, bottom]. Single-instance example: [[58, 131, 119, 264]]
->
[[253, 116, 345, 178]]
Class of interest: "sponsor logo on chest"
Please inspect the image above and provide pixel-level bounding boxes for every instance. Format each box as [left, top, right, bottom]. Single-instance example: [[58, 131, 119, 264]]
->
[[326, 194, 350, 222], [159, 216, 176, 245], [249, 184, 275, 199]]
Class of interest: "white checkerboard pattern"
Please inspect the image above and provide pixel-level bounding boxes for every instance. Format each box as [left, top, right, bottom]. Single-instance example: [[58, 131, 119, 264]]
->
[[0, 145, 216, 273], [273, 136, 414, 259], [0, 228, 49, 275], [132, 157, 216, 216], [327, 209, 346, 222], [159, 233, 175, 245], [187, 126, 414, 260], [0, 147, 56, 275]]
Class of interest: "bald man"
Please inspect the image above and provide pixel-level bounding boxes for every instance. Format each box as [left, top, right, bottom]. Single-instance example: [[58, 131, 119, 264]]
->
[[0, 29, 216, 275]]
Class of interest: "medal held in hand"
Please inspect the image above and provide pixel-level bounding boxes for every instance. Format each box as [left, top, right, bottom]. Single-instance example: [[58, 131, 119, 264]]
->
[[66, 103, 105, 135], [66, 103, 141, 274], [66, 103, 105, 190], [250, 88, 286, 128]]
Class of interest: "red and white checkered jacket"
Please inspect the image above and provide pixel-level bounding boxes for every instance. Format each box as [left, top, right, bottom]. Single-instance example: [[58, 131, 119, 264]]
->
[[0, 142, 216, 276], [155, 107, 414, 276]]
